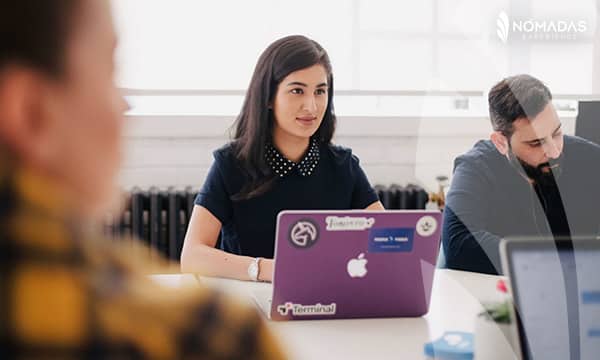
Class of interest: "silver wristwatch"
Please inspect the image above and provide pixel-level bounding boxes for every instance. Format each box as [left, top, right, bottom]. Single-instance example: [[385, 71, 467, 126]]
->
[[247, 257, 261, 281]]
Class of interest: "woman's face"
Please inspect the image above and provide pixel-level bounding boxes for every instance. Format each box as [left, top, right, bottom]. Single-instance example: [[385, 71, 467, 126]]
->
[[271, 64, 329, 143]]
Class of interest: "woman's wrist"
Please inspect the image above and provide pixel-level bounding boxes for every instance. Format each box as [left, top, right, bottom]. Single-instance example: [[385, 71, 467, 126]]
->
[[257, 258, 274, 282]]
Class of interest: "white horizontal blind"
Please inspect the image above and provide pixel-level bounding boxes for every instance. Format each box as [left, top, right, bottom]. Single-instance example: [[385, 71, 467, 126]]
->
[[112, 0, 597, 94]]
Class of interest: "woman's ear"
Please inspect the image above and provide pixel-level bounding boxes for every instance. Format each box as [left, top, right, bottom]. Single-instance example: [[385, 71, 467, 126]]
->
[[490, 131, 509, 156]]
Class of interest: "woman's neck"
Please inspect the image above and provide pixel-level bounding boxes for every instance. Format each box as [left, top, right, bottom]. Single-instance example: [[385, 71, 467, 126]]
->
[[272, 131, 310, 163]]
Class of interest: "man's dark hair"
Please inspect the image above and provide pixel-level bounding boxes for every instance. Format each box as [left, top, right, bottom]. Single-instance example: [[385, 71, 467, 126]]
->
[[488, 74, 553, 137], [0, 0, 80, 77]]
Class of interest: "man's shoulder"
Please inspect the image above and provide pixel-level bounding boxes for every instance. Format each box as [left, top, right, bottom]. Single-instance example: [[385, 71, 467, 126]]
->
[[563, 136, 600, 185], [564, 135, 600, 158], [454, 139, 504, 171]]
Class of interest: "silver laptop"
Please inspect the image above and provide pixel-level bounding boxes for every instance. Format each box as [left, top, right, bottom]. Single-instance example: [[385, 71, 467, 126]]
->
[[500, 237, 600, 360]]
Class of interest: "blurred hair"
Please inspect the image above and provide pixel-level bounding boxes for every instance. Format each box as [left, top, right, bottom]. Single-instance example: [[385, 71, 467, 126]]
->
[[0, 0, 80, 77]]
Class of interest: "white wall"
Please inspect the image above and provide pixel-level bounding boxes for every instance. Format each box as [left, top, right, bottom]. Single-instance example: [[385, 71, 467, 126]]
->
[[119, 115, 576, 192]]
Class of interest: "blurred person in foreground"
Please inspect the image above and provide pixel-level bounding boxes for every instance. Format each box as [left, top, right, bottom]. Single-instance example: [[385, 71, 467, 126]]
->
[[0, 1, 285, 358]]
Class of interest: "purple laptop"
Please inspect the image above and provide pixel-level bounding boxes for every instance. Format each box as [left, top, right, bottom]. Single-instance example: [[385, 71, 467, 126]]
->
[[266, 210, 442, 321]]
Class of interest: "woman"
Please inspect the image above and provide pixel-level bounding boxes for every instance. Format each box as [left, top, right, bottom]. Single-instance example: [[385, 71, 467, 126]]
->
[[181, 35, 384, 281]]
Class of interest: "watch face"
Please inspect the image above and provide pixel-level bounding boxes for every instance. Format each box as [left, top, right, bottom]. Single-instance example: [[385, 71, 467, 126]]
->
[[248, 261, 259, 280]]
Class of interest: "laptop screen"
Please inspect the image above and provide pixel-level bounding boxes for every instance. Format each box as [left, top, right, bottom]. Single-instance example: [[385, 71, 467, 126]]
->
[[507, 241, 600, 360]]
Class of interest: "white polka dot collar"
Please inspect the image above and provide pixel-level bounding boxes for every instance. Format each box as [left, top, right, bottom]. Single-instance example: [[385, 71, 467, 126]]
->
[[265, 139, 320, 178]]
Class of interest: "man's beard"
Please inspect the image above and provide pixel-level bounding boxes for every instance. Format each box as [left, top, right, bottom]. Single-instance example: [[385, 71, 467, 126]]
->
[[507, 148, 563, 187]]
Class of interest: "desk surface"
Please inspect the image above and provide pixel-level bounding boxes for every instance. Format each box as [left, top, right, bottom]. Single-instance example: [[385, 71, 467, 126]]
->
[[151, 269, 505, 360]]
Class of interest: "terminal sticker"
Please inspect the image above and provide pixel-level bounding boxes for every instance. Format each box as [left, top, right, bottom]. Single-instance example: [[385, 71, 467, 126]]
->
[[368, 228, 414, 253], [276, 302, 337, 316]]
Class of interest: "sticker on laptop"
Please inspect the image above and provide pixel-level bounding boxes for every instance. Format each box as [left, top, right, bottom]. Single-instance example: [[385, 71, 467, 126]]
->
[[416, 215, 438, 237], [276, 302, 337, 316], [325, 216, 375, 231], [368, 228, 414, 252], [288, 219, 319, 248]]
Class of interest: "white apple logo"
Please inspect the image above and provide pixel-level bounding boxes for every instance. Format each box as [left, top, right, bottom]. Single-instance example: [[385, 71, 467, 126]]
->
[[347, 253, 368, 278]]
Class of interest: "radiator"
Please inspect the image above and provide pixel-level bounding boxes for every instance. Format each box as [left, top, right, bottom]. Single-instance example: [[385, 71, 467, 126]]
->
[[103, 186, 196, 261], [103, 184, 430, 260]]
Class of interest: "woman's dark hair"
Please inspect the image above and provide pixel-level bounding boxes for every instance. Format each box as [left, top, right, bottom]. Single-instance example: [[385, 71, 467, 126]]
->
[[231, 35, 337, 200], [0, 0, 80, 77]]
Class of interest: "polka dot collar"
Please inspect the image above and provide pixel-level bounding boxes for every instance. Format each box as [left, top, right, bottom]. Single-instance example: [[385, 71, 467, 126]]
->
[[265, 139, 320, 178]]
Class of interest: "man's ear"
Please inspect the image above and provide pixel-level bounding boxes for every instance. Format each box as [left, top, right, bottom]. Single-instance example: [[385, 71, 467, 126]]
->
[[490, 131, 509, 156], [0, 67, 48, 161]]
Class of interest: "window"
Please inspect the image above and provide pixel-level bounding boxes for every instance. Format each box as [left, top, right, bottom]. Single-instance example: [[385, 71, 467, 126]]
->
[[113, 0, 597, 102]]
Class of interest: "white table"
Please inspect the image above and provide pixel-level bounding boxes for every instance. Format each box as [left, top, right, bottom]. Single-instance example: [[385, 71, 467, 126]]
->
[[151, 269, 506, 359]]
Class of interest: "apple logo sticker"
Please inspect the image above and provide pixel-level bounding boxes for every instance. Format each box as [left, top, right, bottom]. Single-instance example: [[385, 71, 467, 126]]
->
[[347, 253, 368, 278]]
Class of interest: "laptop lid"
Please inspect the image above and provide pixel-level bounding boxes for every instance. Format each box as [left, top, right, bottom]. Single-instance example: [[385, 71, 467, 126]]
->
[[270, 210, 442, 321], [500, 237, 600, 360]]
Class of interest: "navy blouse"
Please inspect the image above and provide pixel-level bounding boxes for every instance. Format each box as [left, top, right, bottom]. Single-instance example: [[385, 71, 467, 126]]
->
[[195, 142, 379, 259]]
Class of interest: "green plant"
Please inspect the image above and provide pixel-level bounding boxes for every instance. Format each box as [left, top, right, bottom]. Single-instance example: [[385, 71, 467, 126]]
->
[[479, 301, 512, 324]]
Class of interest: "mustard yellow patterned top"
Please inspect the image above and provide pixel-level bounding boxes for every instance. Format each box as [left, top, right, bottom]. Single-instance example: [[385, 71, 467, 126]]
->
[[0, 154, 286, 359]]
